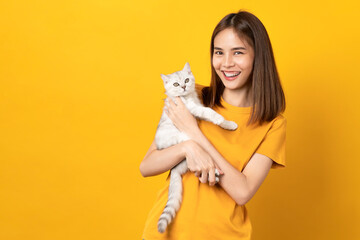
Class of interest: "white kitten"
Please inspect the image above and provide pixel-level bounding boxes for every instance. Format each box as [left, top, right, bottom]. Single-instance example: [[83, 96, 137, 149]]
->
[[155, 62, 237, 233]]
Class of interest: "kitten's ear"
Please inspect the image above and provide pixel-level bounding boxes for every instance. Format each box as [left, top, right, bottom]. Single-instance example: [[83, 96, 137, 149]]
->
[[183, 62, 192, 74], [160, 74, 170, 84]]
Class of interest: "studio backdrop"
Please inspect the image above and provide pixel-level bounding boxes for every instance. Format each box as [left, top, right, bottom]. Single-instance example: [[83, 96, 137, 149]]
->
[[0, 0, 359, 239]]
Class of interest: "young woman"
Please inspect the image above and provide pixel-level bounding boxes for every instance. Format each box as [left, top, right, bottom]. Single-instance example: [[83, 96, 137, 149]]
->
[[140, 10, 286, 240]]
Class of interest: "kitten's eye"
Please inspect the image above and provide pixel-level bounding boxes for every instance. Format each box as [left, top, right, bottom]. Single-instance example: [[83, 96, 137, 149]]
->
[[173, 83, 180, 87], [185, 78, 189, 83]]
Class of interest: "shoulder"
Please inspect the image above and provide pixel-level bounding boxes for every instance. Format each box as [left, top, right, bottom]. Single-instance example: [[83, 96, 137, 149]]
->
[[267, 114, 286, 128], [256, 114, 286, 136]]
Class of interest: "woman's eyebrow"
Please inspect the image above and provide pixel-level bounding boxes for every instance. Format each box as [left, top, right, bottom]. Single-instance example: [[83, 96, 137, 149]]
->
[[214, 47, 246, 50]]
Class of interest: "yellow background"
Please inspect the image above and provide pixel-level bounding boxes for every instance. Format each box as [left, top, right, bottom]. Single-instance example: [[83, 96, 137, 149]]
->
[[0, 0, 359, 239]]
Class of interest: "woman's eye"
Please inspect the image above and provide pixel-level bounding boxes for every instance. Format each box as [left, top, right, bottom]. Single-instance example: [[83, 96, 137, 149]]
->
[[173, 83, 180, 87], [185, 78, 189, 83], [214, 51, 223, 55], [235, 51, 244, 55]]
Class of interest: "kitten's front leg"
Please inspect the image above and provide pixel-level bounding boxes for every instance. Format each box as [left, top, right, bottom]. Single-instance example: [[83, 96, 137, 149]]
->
[[218, 118, 238, 130], [194, 106, 238, 130]]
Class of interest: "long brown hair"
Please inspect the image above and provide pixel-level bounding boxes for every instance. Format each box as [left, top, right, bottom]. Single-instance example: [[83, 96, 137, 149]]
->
[[202, 10, 286, 126]]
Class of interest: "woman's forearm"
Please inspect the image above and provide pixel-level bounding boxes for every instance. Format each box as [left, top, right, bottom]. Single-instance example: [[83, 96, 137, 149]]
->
[[192, 131, 250, 205], [140, 141, 187, 177]]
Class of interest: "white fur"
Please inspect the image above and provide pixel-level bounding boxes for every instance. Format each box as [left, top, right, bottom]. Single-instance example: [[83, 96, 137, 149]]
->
[[155, 62, 237, 233]]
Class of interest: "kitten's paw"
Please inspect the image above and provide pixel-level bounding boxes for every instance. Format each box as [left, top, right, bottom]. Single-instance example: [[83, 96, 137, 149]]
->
[[215, 169, 220, 184], [206, 169, 221, 184], [207, 176, 220, 184], [220, 120, 238, 130], [213, 115, 225, 125]]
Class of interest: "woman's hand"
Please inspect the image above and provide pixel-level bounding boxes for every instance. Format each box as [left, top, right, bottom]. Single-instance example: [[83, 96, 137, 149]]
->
[[165, 97, 223, 185], [165, 97, 200, 139], [181, 140, 224, 186]]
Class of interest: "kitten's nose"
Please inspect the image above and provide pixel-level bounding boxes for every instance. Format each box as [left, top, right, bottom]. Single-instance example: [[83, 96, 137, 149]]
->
[[182, 86, 186, 90]]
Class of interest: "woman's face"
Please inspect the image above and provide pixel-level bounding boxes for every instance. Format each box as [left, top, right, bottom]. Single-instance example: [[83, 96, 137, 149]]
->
[[212, 28, 254, 91]]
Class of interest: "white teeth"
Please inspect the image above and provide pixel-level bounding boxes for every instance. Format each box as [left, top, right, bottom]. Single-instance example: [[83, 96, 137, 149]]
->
[[223, 71, 240, 77]]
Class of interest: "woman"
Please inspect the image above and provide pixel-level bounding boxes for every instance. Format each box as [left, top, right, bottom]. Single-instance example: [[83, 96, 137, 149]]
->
[[140, 10, 286, 240]]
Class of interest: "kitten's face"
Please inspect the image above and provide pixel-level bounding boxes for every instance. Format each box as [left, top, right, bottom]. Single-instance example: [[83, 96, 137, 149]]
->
[[161, 63, 195, 97]]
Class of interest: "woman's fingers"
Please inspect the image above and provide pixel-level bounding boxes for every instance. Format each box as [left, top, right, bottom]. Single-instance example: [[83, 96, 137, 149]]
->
[[165, 98, 174, 116], [208, 168, 216, 186], [174, 96, 185, 108], [167, 97, 177, 108], [196, 171, 218, 186], [199, 170, 208, 184], [168, 97, 186, 111], [198, 169, 216, 186], [166, 98, 179, 126], [214, 163, 224, 175], [183, 140, 219, 186]]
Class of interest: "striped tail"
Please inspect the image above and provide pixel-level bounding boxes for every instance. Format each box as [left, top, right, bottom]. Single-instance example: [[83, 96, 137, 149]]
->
[[157, 165, 185, 233]]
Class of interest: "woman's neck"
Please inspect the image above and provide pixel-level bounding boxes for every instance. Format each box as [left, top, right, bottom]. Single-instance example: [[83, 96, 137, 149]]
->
[[222, 87, 253, 107]]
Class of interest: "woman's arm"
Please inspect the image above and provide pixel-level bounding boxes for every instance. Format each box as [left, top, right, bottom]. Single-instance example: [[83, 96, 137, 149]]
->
[[166, 97, 273, 205], [192, 131, 273, 205], [140, 139, 223, 179], [139, 140, 186, 177]]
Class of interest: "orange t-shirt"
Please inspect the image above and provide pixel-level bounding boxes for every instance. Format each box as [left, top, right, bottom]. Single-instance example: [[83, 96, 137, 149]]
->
[[142, 94, 287, 240]]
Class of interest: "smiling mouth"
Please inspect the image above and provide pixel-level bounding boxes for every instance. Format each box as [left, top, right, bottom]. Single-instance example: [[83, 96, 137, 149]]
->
[[222, 71, 241, 77]]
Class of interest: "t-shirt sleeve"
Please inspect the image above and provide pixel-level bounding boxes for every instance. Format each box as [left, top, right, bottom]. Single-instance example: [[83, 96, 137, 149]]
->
[[255, 116, 287, 169]]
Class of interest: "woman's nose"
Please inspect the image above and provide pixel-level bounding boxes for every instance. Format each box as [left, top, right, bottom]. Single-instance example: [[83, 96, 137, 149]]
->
[[223, 54, 235, 67]]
